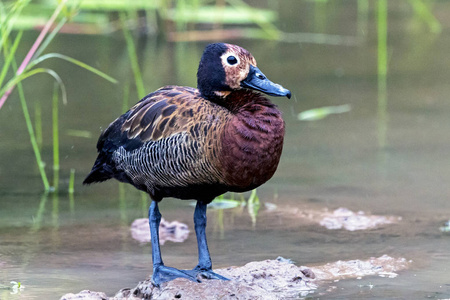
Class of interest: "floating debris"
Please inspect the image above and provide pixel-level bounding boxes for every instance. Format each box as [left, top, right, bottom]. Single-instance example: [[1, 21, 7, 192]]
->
[[298, 104, 351, 121], [439, 220, 450, 233], [130, 218, 189, 245], [264, 202, 277, 211], [311, 255, 411, 281], [10, 281, 24, 295], [318, 207, 400, 231]]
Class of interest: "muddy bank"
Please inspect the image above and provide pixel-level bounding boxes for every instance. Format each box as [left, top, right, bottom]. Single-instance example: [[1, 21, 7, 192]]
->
[[60, 255, 410, 299]]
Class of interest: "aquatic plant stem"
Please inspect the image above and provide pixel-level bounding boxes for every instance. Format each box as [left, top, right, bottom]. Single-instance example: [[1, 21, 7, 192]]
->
[[52, 84, 60, 191], [377, 0, 388, 149], [0, 30, 23, 89], [408, 0, 441, 33], [1, 26, 49, 190], [247, 189, 260, 228], [68, 168, 75, 194], [357, 0, 369, 39], [120, 12, 146, 98], [0, 0, 66, 109], [18, 80, 50, 191], [34, 101, 43, 150]]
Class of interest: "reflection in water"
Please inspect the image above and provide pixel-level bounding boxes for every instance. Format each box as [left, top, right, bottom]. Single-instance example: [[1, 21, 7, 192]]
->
[[130, 218, 190, 245]]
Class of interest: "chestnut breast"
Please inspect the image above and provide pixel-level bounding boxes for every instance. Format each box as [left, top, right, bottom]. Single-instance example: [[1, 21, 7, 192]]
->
[[218, 93, 285, 191]]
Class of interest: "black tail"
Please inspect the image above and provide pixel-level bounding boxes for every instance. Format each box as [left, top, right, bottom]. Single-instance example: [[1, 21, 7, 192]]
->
[[83, 157, 114, 184]]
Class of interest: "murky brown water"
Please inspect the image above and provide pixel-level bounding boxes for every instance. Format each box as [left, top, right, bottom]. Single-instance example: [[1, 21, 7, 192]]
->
[[1, 2, 450, 299]]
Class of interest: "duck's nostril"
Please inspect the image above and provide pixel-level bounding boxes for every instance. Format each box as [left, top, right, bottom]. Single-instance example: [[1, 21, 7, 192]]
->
[[256, 73, 266, 80]]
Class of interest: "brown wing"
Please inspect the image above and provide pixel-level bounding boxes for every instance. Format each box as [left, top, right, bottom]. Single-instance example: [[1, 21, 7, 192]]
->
[[122, 86, 199, 142]]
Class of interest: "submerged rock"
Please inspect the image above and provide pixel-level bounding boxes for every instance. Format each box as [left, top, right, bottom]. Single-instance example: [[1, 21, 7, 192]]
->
[[60, 255, 410, 299]]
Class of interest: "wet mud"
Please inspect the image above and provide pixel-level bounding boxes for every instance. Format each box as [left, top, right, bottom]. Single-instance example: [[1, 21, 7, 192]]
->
[[61, 255, 409, 299]]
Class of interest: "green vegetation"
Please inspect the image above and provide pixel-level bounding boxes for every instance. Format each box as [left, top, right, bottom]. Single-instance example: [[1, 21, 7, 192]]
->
[[0, 0, 116, 192], [207, 189, 262, 226], [120, 11, 145, 98], [377, 0, 388, 149], [298, 104, 352, 121]]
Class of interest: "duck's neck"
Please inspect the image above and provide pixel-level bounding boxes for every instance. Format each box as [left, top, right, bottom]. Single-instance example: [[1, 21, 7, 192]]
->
[[206, 89, 274, 113]]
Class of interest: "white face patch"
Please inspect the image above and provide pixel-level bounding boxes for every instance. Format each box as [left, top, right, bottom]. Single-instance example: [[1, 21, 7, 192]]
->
[[220, 50, 251, 89]]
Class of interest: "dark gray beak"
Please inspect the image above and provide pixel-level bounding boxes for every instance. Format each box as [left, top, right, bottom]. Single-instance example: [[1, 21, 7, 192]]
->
[[241, 65, 291, 99]]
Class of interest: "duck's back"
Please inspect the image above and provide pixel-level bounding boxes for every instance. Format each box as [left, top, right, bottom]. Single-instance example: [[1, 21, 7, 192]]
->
[[84, 86, 230, 201], [84, 86, 284, 202]]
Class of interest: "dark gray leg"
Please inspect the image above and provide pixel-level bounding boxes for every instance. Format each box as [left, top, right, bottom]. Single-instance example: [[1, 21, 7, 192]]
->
[[149, 200, 199, 286], [149, 200, 163, 268], [192, 201, 229, 280]]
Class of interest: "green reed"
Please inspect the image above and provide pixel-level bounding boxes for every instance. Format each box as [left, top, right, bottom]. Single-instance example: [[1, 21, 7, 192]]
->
[[52, 84, 59, 190], [68, 168, 75, 194], [34, 101, 43, 150], [408, 0, 441, 33], [120, 11, 146, 98], [17, 70, 50, 190], [247, 189, 260, 228], [0, 0, 117, 191], [377, 0, 388, 149], [357, 0, 369, 39]]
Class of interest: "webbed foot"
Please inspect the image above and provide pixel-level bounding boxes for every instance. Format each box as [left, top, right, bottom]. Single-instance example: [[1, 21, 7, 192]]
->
[[197, 269, 230, 281], [183, 266, 230, 281], [152, 265, 200, 287]]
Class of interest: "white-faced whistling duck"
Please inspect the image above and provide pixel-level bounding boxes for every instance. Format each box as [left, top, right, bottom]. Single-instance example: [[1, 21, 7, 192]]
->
[[84, 43, 291, 286]]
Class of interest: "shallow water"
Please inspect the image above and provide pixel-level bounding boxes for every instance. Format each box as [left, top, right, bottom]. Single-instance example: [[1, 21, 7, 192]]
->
[[1, 2, 450, 299]]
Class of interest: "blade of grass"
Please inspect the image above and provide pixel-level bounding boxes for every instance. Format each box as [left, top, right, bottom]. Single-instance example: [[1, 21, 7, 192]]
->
[[122, 81, 130, 113], [0, 0, 30, 56], [0, 67, 67, 104], [227, 0, 280, 39], [69, 168, 75, 213], [52, 83, 60, 191], [52, 192, 59, 228], [34, 101, 43, 150], [357, 0, 369, 39], [33, 17, 68, 60], [377, 0, 388, 149], [30, 194, 49, 233], [28, 53, 118, 86], [0, 30, 23, 89], [68, 168, 75, 194], [408, 0, 441, 33], [1, 22, 50, 190], [120, 12, 145, 98], [3, 37, 50, 190], [0, 0, 67, 109], [247, 189, 260, 228], [17, 79, 50, 191]]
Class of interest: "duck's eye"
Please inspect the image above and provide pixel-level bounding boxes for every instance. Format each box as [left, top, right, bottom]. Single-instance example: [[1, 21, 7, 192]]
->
[[227, 56, 238, 65]]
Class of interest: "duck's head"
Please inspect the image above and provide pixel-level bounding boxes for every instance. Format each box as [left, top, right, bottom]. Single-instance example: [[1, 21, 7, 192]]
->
[[197, 43, 291, 101]]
